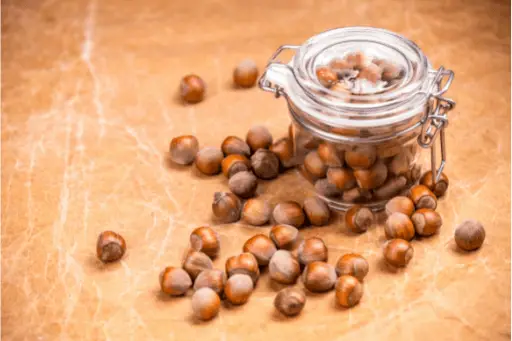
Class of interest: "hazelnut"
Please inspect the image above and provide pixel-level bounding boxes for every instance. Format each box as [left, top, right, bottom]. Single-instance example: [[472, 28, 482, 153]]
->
[[298, 237, 328, 265], [183, 251, 214, 280], [180, 74, 206, 104], [385, 196, 415, 216], [250, 149, 280, 180], [316, 66, 338, 88], [335, 275, 364, 308], [269, 250, 301, 284], [327, 167, 356, 190], [195, 147, 223, 175], [315, 178, 342, 198], [242, 198, 272, 226], [353, 160, 388, 190], [385, 212, 415, 241], [335, 254, 369, 281], [373, 176, 408, 200], [96, 231, 126, 263], [246, 125, 273, 152], [302, 261, 337, 293], [269, 224, 299, 250], [303, 196, 331, 226], [272, 201, 305, 228], [342, 187, 372, 203], [420, 171, 449, 197], [329, 58, 352, 73], [383, 239, 414, 267], [243, 234, 277, 266], [221, 154, 251, 178], [345, 146, 377, 169], [345, 205, 374, 233], [304, 151, 327, 178], [228, 171, 258, 198], [159, 266, 193, 296], [190, 226, 220, 258], [274, 288, 306, 317], [169, 135, 199, 165], [410, 185, 437, 210], [388, 149, 414, 176], [191, 287, 221, 321], [269, 137, 295, 169], [411, 208, 442, 236], [358, 63, 382, 83], [212, 192, 242, 223], [346, 51, 370, 70], [225, 252, 260, 283], [317, 143, 344, 167], [221, 136, 251, 157], [454, 220, 485, 251], [233, 59, 258, 88], [405, 164, 422, 185], [224, 274, 254, 305], [193, 269, 226, 295], [380, 61, 403, 82]]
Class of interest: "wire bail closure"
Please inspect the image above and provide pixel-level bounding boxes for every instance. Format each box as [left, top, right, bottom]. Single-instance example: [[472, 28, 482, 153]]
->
[[258, 45, 299, 99]]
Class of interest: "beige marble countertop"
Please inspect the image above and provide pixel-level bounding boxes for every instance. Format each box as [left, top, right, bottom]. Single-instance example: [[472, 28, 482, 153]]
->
[[2, 0, 511, 340]]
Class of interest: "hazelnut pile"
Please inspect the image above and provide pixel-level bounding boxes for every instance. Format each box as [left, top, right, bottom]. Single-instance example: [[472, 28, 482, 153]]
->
[[94, 58, 485, 323]]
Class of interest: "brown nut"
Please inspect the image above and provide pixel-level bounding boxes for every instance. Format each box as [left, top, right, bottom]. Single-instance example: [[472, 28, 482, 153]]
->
[[228, 171, 258, 198], [345, 205, 374, 233], [272, 201, 305, 228], [358, 63, 382, 83], [373, 176, 408, 200], [383, 239, 414, 267], [269, 224, 299, 250], [225, 252, 260, 283], [298, 237, 328, 265], [250, 149, 280, 180], [191, 287, 221, 321], [316, 66, 338, 88], [246, 125, 273, 152], [410, 185, 437, 210], [212, 192, 242, 223], [327, 167, 356, 190], [385, 212, 415, 241], [169, 135, 199, 165], [159, 266, 192, 296], [224, 274, 254, 305], [315, 178, 342, 198], [405, 164, 422, 185], [304, 151, 328, 178], [180, 74, 206, 104], [233, 60, 258, 88], [96, 231, 126, 263], [346, 51, 370, 70], [420, 171, 449, 197], [221, 154, 251, 178], [388, 149, 414, 176], [243, 234, 277, 266], [195, 147, 223, 175], [380, 61, 403, 82], [342, 187, 372, 203], [335, 275, 364, 308], [193, 269, 226, 295], [242, 198, 272, 226], [274, 288, 306, 317], [270, 137, 295, 169], [411, 208, 442, 236], [353, 160, 388, 190], [329, 58, 352, 72], [190, 226, 220, 258], [345, 146, 377, 169], [303, 196, 331, 226], [385, 196, 415, 217], [221, 136, 251, 157], [302, 261, 337, 293], [182, 251, 214, 280], [335, 254, 369, 281], [454, 220, 485, 251], [317, 143, 344, 167], [269, 250, 301, 284]]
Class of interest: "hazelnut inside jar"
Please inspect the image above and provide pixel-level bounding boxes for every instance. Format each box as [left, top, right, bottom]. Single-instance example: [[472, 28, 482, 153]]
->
[[258, 27, 455, 212]]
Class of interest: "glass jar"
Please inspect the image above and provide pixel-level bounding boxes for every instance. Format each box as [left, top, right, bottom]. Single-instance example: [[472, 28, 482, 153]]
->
[[258, 27, 455, 211]]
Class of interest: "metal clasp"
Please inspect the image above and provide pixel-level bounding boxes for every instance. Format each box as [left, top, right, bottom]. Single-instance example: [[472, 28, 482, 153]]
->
[[258, 45, 299, 98], [417, 67, 456, 184]]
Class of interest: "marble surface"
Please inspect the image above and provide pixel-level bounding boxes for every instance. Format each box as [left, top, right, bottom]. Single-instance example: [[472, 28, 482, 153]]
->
[[2, 0, 511, 340]]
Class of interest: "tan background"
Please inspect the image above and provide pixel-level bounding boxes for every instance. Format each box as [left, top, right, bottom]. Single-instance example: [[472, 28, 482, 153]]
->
[[2, 0, 511, 340]]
